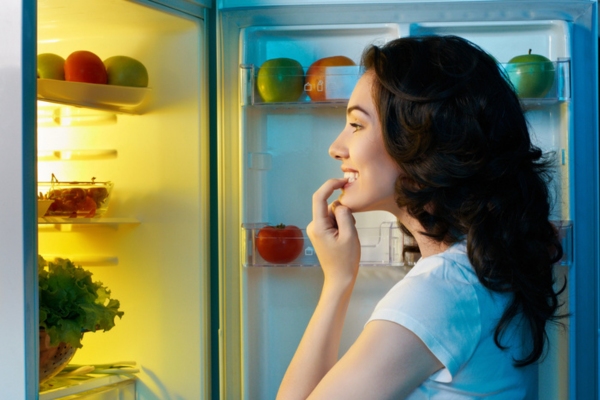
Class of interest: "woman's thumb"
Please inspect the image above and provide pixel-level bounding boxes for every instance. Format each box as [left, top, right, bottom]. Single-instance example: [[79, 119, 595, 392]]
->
[[333, 203, 357, 235]]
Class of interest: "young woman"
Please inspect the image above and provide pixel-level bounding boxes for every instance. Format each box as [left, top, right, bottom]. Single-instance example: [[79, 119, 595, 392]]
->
[[276, 35, 564, 399]]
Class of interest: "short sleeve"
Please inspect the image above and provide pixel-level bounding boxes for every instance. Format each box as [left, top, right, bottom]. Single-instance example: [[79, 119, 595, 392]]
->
[[366, 255, 482, 382]]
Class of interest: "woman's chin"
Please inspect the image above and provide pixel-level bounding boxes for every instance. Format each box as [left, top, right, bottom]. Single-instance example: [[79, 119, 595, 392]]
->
[[337, 198, 362, 213], [338, 196, 398, 215]]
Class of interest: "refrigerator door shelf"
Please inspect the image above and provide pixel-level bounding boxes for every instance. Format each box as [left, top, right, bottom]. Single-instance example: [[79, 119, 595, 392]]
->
[[240, 59, 571, 106], [242, 221, 418, 267], [240, 64, 360, 106], [243, 220, 572, 268], [502, 58, 571, 105], [239, 22, 401, 106], [37, 79, 151, 115], [409, 20, 571, 104], [553, 220, 573, 267]]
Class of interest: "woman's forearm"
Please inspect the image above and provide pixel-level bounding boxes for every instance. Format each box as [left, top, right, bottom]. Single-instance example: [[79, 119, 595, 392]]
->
[[276, 278, 356, 400]]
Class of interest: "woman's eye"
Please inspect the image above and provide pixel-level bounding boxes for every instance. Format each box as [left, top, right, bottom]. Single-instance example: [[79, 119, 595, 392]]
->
[[349, 122, 362, 132]]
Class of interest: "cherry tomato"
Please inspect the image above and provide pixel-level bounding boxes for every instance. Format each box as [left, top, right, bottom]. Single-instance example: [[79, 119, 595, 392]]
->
[[64, 50, 108, 84], [87, 187, 109, 207], [77, 196, 97, 218], [256, 224, 304, 264]]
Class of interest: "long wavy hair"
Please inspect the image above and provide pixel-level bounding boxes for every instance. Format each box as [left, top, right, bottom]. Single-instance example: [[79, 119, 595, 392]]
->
[[362, 35, 564, 366]]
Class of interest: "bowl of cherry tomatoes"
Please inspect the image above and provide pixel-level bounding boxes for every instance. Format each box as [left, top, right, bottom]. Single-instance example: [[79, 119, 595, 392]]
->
[[38, 175, 113, 218]]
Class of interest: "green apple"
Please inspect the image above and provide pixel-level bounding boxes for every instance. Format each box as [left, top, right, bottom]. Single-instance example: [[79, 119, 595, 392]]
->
[[103, 56, 149, 87], [505, 50, 555, 98], [37, 53, 65, 80], [256, 58, 304, 102]]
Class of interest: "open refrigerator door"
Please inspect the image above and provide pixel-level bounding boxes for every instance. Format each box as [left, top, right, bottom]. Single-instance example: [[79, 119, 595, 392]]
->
[[34, 0, 211, 398], [217, 2, 597, 399]]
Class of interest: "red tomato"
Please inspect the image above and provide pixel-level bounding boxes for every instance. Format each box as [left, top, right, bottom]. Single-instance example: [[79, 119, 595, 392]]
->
[[256, 224, 304, 264], [64, 51, 108, 84], [76, 196, 97, 218]]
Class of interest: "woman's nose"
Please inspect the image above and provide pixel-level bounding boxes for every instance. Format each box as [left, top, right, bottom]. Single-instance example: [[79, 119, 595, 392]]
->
[[329, 132, 348, 160]]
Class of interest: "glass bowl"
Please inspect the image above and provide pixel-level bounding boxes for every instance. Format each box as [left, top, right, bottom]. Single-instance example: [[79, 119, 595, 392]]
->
[[38, 177, 114, 218]]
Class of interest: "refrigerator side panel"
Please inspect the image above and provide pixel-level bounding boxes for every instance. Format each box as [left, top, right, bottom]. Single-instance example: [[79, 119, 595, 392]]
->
[[0, 0, 38, 398], [569, 4, 599, 399], [217, 9, 245, 400]]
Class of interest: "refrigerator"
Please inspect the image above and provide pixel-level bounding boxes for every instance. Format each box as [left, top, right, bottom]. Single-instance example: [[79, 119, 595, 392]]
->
[[0, 0, 597, 399]]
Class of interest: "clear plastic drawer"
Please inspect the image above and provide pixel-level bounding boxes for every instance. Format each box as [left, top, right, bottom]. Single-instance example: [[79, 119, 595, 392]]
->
[[242, 221, 419, 267]]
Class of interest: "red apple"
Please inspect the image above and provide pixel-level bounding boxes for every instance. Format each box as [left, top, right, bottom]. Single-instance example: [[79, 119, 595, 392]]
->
[[305, 55, 356, 101], [64, 50, 108, 84]]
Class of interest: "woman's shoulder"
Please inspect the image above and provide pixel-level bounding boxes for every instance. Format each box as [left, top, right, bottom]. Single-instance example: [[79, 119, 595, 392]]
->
[[406, 241, 479, 285], [376, 241, 481, 314]]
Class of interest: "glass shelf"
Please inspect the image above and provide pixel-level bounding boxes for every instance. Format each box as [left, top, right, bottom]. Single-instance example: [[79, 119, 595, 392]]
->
[[38, 149, 118, 161], [38, 217, 140, 231], [39, 254, 119, 266], [38, 102, 119, 127], [37, 79, 151, 115], [39, 374, 135, 400]]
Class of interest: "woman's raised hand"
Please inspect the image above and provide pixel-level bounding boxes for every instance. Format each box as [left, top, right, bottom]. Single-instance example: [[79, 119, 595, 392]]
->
[[307, 178, 361, 286]]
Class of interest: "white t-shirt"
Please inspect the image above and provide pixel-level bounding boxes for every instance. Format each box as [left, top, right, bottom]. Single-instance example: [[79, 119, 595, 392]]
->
[[367, 241, 537, 399]]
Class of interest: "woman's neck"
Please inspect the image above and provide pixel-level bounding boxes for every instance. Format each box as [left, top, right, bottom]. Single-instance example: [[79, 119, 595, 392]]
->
[[397, 209, 449, 258]]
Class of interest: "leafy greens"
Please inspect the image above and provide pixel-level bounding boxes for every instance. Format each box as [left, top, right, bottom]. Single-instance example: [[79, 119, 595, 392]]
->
[[38, 255, 124, 348]]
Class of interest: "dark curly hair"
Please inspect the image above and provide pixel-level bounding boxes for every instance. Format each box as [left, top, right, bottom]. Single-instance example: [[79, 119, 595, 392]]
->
[[362, 35, 564, 366]]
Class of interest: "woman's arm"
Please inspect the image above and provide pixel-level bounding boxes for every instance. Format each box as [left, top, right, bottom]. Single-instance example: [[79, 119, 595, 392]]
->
[[308, 320, 443, 399], [276, 276, 357, 400], [277, 178, 361, 400]]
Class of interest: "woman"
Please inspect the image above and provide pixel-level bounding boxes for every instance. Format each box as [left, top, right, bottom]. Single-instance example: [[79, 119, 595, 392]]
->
[[276, 35, 564, 399]]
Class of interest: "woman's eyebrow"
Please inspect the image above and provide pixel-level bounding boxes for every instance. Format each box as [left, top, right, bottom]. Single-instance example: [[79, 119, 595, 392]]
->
[[347, 105, 371, 118]]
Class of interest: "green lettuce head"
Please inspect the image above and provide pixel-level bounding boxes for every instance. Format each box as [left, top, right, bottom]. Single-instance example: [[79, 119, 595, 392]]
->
[[38, 255, 124, 348]]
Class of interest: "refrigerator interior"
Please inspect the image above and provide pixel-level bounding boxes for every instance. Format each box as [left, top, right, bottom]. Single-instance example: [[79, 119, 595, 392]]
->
[[36, 0, 210, 398], [218, 4, 577, 399]]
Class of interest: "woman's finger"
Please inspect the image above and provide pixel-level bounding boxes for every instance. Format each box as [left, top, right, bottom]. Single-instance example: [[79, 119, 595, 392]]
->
[[312, 178, 347, 222], [333, 203, 357, 240]]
